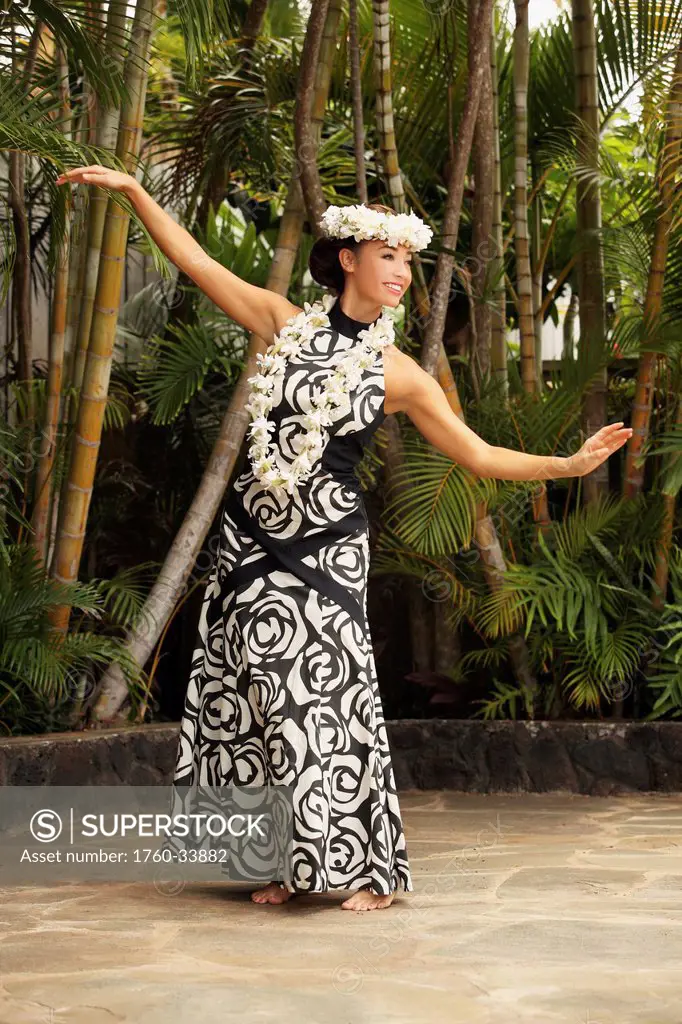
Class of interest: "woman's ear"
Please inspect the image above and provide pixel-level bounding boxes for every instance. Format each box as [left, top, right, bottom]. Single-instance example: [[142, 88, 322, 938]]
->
[[338, 246, 357, 273]]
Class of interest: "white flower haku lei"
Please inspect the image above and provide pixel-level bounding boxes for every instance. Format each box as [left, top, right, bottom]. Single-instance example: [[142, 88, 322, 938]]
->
[[245, 293, 395, 496], [319, 203, 433, 252]]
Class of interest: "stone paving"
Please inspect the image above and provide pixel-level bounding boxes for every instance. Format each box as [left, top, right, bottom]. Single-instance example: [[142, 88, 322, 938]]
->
[[1, 790, 681, 1023]]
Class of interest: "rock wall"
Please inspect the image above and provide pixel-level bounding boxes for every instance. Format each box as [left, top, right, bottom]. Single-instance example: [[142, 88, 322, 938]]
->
[[2, 720, 682, 794]]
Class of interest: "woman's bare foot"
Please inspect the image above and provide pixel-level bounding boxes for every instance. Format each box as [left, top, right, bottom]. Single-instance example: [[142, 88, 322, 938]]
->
[[340, 887, 396, 911], [250, 881, 294, 905]]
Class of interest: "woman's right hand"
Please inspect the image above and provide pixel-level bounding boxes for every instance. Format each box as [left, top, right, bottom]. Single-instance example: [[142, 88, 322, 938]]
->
[[56, 165, 138, 195]]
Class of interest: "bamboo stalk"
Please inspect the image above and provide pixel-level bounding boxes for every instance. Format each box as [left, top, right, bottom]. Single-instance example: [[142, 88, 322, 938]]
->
[[72, 0, 129, 401], [372, 0, 405, 208], [49, 0, 155, 629], [31, 41, 72, 566]]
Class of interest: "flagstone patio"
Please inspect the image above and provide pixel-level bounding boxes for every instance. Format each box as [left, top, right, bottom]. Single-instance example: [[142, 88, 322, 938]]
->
[[1, 790, 681, 1023]]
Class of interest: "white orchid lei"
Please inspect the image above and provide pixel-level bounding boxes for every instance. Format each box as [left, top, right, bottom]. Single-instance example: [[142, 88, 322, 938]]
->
[[319, 203, 433, 252], [244, 293, 395, 496]]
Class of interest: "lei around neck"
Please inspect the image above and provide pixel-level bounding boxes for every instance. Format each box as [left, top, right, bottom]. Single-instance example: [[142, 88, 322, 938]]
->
[[245, 293, 395, 496]]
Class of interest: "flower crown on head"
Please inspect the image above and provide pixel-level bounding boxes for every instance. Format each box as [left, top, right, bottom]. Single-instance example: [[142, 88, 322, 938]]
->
[[319, 203, 433, 252]]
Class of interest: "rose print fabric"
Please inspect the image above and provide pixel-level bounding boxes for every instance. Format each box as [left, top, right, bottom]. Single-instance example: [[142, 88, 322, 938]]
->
[[172, 296, 413, 894]]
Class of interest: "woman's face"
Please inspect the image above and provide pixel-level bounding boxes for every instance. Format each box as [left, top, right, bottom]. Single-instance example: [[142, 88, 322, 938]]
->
[[340, 239, 413, 308]]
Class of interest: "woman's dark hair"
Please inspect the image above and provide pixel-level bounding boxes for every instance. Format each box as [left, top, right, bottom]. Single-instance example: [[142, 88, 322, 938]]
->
[[308, 202, 395, 294]]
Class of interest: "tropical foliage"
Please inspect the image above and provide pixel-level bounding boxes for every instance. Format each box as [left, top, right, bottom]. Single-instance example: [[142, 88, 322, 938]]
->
[[3, 0, 682, 734]]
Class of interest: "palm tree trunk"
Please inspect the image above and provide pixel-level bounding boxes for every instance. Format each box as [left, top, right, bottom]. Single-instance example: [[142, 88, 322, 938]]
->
[[421, 0, 494, 376], [47, 190, 89, 574], [294, 0, 331, 234], [62, 79, 96, 384], [571, 0, 608, 503], [531, 190, 543, 381], [8, 151, 32, 403], [31, 41, 72, 566], [490, 11, 507, 391], [563, 287, 578, 358], [349, 0, 368, 204], [91, 0, 345, 722], [8, 22, 42, 425], [653, 395, 682, 607], [242, 0, 270, 38], [624, 40, 682, 498], [512, 0, 536, 394], [471, 0, 494, 383], [49, 0, 155, 629]]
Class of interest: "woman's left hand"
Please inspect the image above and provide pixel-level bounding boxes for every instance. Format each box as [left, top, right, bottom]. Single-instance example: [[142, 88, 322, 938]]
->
[[563, 422, 633, 478]]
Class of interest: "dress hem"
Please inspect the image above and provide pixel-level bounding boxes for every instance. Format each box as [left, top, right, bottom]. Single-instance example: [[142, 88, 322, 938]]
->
[[275, 873, 413, 896]]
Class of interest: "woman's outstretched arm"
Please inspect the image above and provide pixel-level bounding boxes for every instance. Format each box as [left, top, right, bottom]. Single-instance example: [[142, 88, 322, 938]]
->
[[384, 346, 632, 481], [56, 165, 300, 341]]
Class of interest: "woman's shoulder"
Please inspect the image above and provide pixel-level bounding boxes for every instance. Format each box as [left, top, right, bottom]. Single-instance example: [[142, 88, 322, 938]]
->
[[382, 344, 428, 416]]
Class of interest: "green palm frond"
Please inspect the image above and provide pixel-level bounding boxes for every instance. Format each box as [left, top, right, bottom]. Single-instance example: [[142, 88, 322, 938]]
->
[[86, 562, 161, 629], [201, 205, 274, 285], [136, 313, 243, 424], [149, 37, 295, 207], [115, 279, 177, 352], [647, 421, 682, 497], [459, 640, 510, 674], [4, 0, 127, 108], [0, 542, 155, 731], [478, 531, 613, 651], [383, 429, 495, 556], [556, 616, 652, 710], [0, 75, 171, 275], [166, 0, 254, 88], [553, 493, 627, 561], [646, 652, 682, 719], [133, 205, 272, 422], [0, 197, 16, 307], [371, 525, 482, 626], [0, 74, 91, 164], [470, 678, 525, 720]]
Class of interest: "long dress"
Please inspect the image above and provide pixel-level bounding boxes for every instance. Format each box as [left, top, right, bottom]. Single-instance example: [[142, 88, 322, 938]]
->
[[171, 295, 413, 895]]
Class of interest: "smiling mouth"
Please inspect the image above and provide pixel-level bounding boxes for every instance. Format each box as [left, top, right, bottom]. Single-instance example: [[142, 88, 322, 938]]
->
[[384, 283, 402, 293]]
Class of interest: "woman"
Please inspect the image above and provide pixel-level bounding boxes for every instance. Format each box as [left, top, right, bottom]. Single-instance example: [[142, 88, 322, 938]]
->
[[57, 167, 632, 912]]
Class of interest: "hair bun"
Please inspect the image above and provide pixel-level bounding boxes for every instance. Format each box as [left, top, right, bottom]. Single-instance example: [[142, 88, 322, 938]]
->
[[308, 236, 351, 293]]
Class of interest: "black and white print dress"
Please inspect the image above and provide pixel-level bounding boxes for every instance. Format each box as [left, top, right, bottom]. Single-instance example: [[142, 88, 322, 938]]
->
[[172, 295, 413, 895]]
